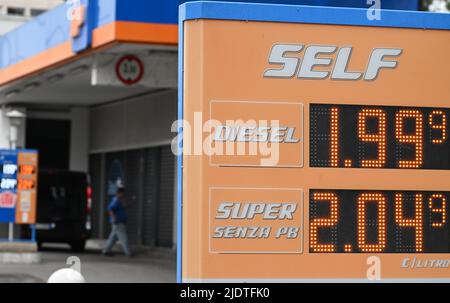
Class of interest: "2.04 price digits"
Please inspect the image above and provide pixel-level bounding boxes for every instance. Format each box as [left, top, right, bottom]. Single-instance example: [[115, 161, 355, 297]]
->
[[310, 190, 449, 253]]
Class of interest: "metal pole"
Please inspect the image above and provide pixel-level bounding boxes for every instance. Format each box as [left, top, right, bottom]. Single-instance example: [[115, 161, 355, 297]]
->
[[31, 225, 36, 242], [8, 126, 17, 242], [8, 223, 13, 242]]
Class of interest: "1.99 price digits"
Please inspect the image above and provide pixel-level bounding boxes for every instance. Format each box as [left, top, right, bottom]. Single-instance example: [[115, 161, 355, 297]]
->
[[310, 104, 449, 169]]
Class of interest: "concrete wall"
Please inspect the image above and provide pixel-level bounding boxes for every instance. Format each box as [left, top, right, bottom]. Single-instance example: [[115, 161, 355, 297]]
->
[[70, 107, 90, 172], [0, 0, 63, 14], [0, 0, 64, 35], [0, 18, 26, 36], [90, 89, 177, 154]]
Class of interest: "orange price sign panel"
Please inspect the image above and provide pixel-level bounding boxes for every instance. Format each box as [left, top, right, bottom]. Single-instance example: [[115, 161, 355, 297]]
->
[[179, 2, 450, 282], [15, 150, 38, 224]]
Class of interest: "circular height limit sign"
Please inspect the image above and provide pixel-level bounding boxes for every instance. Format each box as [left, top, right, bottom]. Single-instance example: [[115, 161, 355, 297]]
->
[[115, 55, 144, 85]]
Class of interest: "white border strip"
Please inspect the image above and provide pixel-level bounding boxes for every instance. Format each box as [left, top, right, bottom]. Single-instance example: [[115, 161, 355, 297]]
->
[[183, 278, 450, 283]]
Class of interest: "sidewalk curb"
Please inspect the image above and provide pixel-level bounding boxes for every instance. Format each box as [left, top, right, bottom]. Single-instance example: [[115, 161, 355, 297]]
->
[[0, 253, 41, 264]]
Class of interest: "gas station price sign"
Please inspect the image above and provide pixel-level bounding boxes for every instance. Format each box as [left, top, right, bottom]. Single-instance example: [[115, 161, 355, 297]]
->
[[180, 2, 450, 282], [0, 150, 38, 224]]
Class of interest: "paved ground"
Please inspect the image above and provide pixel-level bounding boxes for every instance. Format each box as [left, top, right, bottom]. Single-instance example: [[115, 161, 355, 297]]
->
[[0, 241, 176, 283]]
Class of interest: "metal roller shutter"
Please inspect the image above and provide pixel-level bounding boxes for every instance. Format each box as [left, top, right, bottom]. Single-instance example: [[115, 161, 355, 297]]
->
[[157, 146, 175, 247], [90, 145, 174, 248], [124, 149, 145, 246], [89, 154, 102, 238], [142, 148, 159, 247], [104, 152, 126, 239]]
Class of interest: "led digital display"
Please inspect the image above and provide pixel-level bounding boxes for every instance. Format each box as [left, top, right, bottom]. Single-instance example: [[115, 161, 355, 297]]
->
[[17, 179, 36, 190], [2, 164, 18, 175], [17, 164, 37, 190], [310, 104, 449, 169], [0, 156, 18, 191], [19, 165, 36, 175], [310, 190, 449, 253]]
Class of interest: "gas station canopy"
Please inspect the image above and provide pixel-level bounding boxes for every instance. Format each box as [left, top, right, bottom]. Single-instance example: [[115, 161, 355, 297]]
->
[[0, 0, 420, 106]]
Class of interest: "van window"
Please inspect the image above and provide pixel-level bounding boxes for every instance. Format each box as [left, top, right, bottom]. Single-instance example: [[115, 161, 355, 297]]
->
[[37, 173, 87, 221]]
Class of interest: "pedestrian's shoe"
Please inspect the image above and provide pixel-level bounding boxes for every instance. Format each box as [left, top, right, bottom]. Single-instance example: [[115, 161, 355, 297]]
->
[[102, 251, 114, 257]]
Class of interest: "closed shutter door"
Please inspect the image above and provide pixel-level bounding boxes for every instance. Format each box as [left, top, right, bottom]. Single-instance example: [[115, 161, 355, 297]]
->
[[157, 146, 175, 247], [142, 148, 159, 247], [104, 152, 126, 238], [124, 149, 145, 246], [93, 146, 175, 247], [89, 154, 102, 238]]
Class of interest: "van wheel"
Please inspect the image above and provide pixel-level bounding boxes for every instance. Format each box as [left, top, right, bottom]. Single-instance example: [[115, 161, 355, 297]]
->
[[70, 240, 86, 252]]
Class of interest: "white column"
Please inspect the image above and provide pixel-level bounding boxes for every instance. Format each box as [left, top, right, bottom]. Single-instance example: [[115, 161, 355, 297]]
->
[[0, 110, 11, 238], [0, 109, 13, 149], [0, 108, 26, 240]]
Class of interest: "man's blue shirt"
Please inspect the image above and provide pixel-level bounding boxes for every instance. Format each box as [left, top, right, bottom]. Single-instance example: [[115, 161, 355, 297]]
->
[[108, 196, 127, 224]]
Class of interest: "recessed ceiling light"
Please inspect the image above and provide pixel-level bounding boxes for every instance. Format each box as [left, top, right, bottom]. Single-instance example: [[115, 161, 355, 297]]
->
[[23, 82, 41, 91], [4, 89, 20, 99], [69, 65, 89, 76], [47, 74, 65, 84]]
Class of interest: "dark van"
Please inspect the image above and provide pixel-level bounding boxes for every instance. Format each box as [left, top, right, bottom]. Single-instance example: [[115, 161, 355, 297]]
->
[[22, 170, 92, 252]]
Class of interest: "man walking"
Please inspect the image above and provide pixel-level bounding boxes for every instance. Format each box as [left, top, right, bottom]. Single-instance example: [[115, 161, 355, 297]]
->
[[102, 187, 131, 257]]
